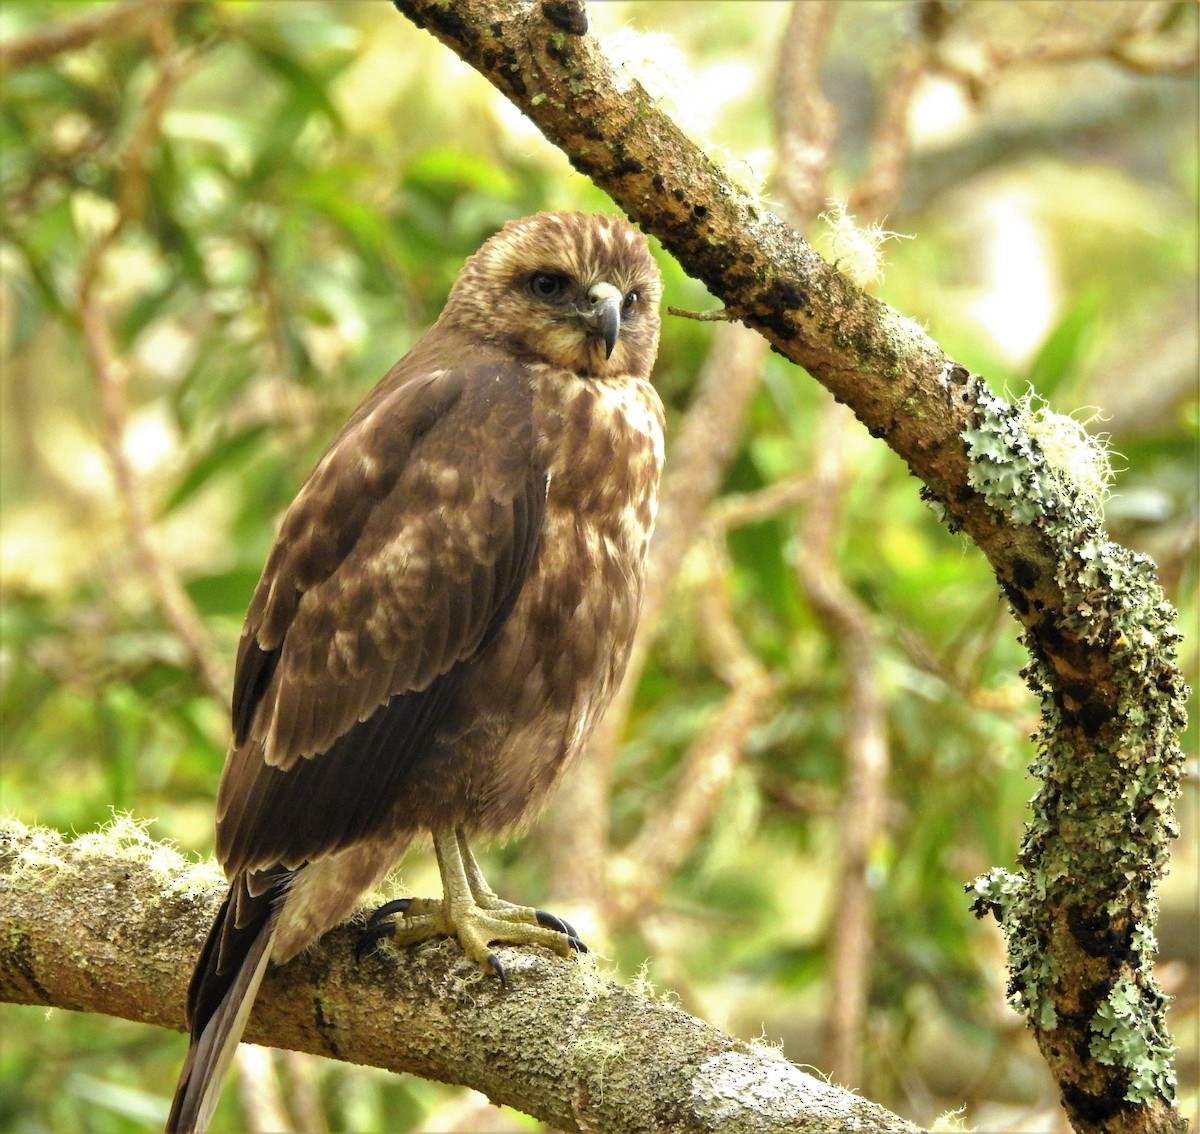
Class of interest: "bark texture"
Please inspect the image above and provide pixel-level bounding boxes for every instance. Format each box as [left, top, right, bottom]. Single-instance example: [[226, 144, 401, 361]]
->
[[0, 819, 917, 1134], [388, 3, 1189, 1133]]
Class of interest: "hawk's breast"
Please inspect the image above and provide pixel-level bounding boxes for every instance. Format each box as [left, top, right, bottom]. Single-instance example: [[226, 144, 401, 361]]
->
[[456, 367, 665, 831]]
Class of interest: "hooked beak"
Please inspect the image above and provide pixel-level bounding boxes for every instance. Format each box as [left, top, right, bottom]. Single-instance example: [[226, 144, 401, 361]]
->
[[580, 281, 623, 359]]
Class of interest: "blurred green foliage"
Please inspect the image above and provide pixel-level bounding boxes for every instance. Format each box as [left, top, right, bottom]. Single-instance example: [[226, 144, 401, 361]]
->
[[1, 2, 1195, 1132]]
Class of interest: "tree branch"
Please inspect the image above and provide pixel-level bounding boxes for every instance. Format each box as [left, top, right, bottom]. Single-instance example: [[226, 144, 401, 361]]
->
[[0, 819, 917, 1134], [790, 404, 890, 1089], [74, 17, 229, 705], [0, 0, 176, 72], [611, 537, 773, 928], [389, 4, 1189, 1133]]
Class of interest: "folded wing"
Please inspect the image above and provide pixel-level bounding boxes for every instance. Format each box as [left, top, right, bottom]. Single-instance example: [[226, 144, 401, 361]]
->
[[214, 357, 545, 876]]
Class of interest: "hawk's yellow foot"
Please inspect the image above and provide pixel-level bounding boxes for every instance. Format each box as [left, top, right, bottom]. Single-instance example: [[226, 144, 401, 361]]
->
[[357, 827, 586, 982]]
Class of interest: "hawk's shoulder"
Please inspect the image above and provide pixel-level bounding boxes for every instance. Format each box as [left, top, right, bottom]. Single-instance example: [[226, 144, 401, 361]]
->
[[230, 341, 543, 758]]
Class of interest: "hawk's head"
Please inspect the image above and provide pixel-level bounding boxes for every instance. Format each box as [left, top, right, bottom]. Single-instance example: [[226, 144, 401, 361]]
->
[[442, 212, 661, 379]]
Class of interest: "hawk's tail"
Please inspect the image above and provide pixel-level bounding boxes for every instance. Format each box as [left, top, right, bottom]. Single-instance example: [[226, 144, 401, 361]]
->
[[166, 871, 285, 1134]]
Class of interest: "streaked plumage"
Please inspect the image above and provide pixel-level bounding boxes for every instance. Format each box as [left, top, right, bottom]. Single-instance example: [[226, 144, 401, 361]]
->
[[167, 212, 664, 1134]]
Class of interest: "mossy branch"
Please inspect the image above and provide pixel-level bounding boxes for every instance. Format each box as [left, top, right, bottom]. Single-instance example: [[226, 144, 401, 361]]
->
[[388, 3, 1189, 1133], [0, 818, 917, 1134]]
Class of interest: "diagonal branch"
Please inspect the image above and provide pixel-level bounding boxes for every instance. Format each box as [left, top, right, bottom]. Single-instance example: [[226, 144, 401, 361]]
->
[[0, 0, 178, 72], [389, 4, 1189, 1133], [610, 536, 773, 928], [74, 18, 229, 705], [0, 819, 918, 1134], [547, 322, 767, 914]]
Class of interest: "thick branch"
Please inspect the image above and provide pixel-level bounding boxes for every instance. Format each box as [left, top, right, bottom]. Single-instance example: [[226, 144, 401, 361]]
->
[[0, 820, 916, 1134], [389, 4, 1189, 1133]]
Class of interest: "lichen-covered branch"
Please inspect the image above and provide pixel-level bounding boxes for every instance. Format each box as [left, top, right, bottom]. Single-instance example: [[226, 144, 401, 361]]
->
[[0, 819, 917, 1134], [389, 4, 1189, 1133]]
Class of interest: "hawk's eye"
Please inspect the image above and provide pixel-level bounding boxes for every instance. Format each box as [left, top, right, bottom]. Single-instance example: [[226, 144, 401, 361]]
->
[[528, 272, 569, 301], [622, 291, 638, 314]]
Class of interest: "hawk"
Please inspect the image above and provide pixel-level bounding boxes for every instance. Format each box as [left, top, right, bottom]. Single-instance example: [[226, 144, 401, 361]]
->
[[167, 212, 664, 1134]]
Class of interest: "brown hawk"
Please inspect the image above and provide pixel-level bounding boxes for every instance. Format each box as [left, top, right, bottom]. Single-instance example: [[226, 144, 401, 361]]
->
[[167, 212, 664, 1134]]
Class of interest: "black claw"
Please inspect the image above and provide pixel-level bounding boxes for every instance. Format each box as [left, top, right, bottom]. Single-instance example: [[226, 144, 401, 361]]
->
[[534, 908, 569, 935], [535, 909, 587, 953], [355, 922, 394, 962], [365, 897, 413, 929], [355, 898, 414, 962], [487, 952, 508, 988]]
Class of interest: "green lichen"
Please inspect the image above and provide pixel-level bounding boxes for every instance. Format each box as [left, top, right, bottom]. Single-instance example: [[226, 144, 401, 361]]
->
[[1091, 975, 1178, 1103], [967, 869, 1057, 1030], [960, 390, 1049, 524], [962, 387, 1120, 530], [1007, 582, 1185, 1104], [962, 384, 1188, 1107]]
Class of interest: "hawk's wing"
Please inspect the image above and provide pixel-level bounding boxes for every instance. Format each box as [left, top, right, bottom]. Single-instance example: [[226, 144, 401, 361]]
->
[[214, 351, 545, 875]]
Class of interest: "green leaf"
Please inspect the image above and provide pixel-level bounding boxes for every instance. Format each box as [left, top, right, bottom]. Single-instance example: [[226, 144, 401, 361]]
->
[[185, 567, 262, 617], [160, 425, 271, 517], [1027, 287, 1105, 394], [247, 39, 346, 131]]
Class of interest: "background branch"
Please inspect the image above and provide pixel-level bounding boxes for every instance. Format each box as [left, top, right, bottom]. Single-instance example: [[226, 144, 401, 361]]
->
[[74, 15, 229, 705], [791, 406, 890, 1089], [0, 0, 174, 72]]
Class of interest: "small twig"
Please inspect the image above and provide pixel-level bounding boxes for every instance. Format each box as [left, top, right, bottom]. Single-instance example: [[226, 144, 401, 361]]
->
[[850, 2, 957, 218], [0, 0, 174, 72], [934, 0, 1197, 96], [710, 474, 812, 531], [1106, 36, 1199, 75], [665, 305, 738, 322]]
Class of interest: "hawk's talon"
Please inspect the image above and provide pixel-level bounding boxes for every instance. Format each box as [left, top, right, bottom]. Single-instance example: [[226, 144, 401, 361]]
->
[[356, 897, 420, 961], [534, 909, 577, 939], [364, 897, 413, 930], [533, 909, 588, 953], [355, 920, 396, 962], [487, 952, 508, 988]]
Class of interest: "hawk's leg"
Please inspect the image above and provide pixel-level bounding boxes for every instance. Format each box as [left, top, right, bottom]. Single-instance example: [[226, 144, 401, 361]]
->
[[355, 827, 586, 979], [456, 829, 583, 943]]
